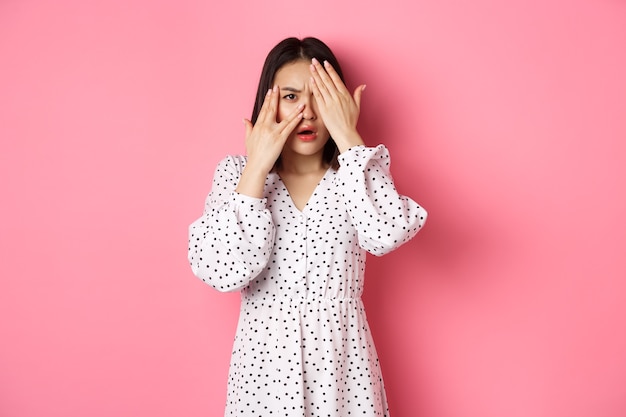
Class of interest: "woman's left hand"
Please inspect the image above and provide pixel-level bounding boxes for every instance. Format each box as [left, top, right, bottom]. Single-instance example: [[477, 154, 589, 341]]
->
[[309, 58, 366, 152]]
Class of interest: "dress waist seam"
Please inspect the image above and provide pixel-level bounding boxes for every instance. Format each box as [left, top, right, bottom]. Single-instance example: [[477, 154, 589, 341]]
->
[[242, 296, 362, 303]]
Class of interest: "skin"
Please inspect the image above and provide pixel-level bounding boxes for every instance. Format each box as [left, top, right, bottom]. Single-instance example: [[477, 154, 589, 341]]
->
[[275, 60, 332, 168], [236, 58, 366, 210]]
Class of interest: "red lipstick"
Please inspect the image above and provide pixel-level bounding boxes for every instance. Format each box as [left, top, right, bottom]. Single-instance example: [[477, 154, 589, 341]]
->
[[296, 125, 317, 142]]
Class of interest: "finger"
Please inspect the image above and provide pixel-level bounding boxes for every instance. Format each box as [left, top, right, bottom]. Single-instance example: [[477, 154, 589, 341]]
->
[[256, 88, 273, 124], [310, 59, 332, 99], [322, 60, 350, 95], [259, 85, 279, 123], [243, 118, 253, 139], [309, 75, 326, 106], [278, 103, 304, 135], [312, 58, 345, 100], [353, 84, 366, 110], [267, 85, 280, 122]]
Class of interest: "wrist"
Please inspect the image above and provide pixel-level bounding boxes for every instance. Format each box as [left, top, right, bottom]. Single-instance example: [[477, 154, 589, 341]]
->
[[243, 159, 273, 177], [334, 130, 365, 153], [236, 162, 271, 198]]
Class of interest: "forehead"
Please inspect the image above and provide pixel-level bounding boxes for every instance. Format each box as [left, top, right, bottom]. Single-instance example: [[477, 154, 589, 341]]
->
[[274, 60, 310, 84]]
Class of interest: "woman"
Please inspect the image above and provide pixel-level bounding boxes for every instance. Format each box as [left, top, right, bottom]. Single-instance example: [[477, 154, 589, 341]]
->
[[188, 37, 427, 416]]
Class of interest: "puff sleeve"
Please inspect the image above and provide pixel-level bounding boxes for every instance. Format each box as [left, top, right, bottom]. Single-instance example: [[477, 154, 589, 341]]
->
[[335, 144, 427, 256], [188, 156, 275, 292]]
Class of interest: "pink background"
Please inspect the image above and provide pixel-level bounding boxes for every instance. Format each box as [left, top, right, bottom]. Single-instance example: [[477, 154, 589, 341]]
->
[[1, 0, 625, 416]]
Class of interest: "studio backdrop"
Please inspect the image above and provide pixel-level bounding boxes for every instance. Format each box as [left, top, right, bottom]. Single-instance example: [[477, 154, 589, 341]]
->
[[1, 1, 625, 416]]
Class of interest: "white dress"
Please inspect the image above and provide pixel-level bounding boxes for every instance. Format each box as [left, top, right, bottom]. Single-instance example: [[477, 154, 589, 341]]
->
[[188, 145, 427, 416]]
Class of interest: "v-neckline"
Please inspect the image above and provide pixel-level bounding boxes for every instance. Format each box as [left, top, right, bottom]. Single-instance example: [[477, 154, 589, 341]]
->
[[277, 167, 333, 214]]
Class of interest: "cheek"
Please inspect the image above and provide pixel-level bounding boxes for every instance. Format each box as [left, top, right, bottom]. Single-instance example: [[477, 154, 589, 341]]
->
[[319, 126, 331, 141]]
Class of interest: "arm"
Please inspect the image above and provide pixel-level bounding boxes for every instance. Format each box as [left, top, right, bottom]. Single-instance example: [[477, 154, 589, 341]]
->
[[188, 156, 275, 292], [336, 144, 427, 256], [309, 59, 426, 254], [189, 85, 305, 291]]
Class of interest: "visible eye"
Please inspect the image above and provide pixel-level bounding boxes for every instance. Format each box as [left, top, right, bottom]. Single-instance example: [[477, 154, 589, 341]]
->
[[282, 93, 296, 101]]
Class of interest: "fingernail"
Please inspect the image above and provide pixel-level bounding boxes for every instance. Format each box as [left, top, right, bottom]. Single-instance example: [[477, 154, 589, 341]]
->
[[297, 104, 304, 110], [273, 85, 278, 92], [266, 88, 272, 95], [323, 60, 329, 67], [362, 84, 367, 91], [312, 57, 318, 64]]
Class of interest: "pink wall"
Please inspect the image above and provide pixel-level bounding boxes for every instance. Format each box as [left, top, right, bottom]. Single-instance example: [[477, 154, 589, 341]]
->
[[1, 0, 625, 416]]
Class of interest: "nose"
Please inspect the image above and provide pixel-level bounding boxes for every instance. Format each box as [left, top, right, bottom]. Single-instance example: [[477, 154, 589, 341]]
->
[[301, 94, 317, 120]]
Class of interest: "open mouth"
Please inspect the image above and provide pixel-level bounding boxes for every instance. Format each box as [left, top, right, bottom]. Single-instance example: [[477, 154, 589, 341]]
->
[[297, 126, 317, 141]]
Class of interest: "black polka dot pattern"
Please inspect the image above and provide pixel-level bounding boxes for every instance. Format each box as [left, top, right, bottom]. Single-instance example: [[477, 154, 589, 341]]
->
[[188, 145, 427, 416]]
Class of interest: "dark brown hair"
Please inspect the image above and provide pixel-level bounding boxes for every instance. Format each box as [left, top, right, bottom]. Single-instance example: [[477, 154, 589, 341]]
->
[[251, 37, 345, 169]]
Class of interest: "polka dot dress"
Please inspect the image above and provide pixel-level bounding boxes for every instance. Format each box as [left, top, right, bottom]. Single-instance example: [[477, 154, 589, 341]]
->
[[189, 145, 427, 416]]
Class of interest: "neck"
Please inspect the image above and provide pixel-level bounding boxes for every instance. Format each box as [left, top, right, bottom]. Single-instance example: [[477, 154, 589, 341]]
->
[[278, 152, 328, 175]]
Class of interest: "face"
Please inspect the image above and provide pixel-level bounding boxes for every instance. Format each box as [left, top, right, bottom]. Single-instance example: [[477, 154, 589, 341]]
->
[[273, 60, 331, 160]]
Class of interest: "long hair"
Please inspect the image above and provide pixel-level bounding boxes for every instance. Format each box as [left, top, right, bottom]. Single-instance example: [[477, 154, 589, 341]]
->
[[251, 37, 345, 169]]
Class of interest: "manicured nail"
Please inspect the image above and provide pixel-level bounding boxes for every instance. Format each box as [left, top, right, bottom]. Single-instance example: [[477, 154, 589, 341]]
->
[[273, 85, 278, 92], [362, 84, 367, 91], [312, 57, 319, 65], [323, 60, 329, 67]]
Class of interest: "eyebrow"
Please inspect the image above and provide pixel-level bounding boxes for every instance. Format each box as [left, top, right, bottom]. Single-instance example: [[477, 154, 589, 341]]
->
[[280, 87, 302, 93]]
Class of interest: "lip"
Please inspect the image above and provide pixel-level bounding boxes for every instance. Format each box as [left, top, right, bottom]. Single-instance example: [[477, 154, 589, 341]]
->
[[296, 125, 317, 142]]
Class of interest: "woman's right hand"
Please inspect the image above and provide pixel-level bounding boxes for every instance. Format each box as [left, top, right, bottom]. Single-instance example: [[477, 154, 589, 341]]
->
[[242, 85, 304, 175], [236, 86, 304, 198]]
